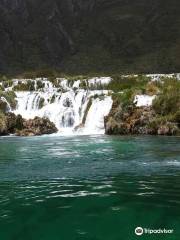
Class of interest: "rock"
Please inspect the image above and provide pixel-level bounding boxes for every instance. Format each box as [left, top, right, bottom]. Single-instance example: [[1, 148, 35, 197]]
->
[[105, 104, 156, 135], [74, 123, 84, 132], [0, 112, 8, 135], [0, 112, 23, 135], [158, 123, 179, 135], [0, 111, 58, 136], [16, 117, 58, 136], [6, 113, 23, 133], [0, 100, 8, 113], [105, 100, 180, 136]]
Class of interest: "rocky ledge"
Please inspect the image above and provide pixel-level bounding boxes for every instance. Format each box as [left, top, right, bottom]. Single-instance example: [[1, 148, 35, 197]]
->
[[105, 101, 180, 136], [0, 113, 58, 136]]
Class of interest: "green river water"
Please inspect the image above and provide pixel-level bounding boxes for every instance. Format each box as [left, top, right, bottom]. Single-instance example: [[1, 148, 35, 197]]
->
[[0, 135, 180, 240]]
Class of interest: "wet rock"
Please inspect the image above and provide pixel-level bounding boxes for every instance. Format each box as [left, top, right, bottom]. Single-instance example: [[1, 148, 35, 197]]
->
[[16, 117, 58, 136], [0, 112, 23, 135], [157, 123, 179, 135], [74, 123, 84, 132], [6, 113, 23, 133], [105, 104, 156, 135], [63, 98, 73, 108], [0, 112, 58, 136]]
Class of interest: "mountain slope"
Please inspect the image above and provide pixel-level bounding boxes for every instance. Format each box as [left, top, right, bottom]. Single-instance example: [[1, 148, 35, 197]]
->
[[0, 0, 180, 74]]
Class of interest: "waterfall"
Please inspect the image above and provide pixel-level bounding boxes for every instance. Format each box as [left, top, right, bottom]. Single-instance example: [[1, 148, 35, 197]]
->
[[12, 77, 113, 135]]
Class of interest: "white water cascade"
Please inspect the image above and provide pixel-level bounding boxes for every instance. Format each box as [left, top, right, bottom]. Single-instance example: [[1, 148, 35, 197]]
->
[[12, 77, 113, 135]]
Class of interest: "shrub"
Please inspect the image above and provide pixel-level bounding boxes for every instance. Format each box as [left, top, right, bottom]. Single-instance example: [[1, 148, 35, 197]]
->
[[152, 78, 180, 115], [145, 82, 159, 96], [37, 80, 45, 89], [112, 89, 135, 109], [13, 81, 35, 91], [27, 80, 35, 91], [0, 91, 17, 110]]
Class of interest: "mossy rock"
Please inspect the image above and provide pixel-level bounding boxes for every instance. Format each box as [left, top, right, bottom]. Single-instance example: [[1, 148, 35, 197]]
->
[[0, 100, 8, 113], [50, 94, 56, 104], [82, 98, 92, 124], [0, 112, 8, 135], [36, 80, 45, 89], [0, 91, 17, 110], [38, 97, 45, 109]]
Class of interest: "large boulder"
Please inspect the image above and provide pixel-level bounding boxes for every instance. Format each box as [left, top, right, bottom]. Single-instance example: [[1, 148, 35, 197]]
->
[[0, 112, 58, 136], [105, 104, 156, 135], [16, 117, 58, 136], [6, 113, 24, 133]]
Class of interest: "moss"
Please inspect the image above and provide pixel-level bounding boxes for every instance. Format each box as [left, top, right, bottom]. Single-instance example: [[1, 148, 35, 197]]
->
[[82, 98, 92, 124], [38, 97, 45, 109], [50, 94, 56, 104], [36, 80, 45, 89], [0, 91, 17, 110], [14, 82, 28, 91], [28, 80, 35, 91], [13, 80, 36, 91], [79, 80, 88, 89]]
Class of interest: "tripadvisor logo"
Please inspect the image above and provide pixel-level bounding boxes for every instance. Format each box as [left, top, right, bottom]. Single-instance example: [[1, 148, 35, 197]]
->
[[135, 227, 143, 236], [135, 227, 174, 236]]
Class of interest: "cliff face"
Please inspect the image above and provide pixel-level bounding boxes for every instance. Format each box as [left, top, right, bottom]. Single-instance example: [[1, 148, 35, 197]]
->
[[0, 0, 180, 74]]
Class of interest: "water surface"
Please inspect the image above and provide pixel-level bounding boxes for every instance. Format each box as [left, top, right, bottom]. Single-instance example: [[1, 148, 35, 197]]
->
[[0, 135, 180, 239]]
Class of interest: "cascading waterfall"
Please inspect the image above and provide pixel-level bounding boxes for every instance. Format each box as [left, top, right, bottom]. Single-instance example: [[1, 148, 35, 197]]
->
[[12, 77, 113, 135]]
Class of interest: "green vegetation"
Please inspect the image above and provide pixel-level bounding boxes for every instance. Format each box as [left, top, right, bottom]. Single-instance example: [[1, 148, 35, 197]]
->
[[0, 75, 13, 89], [13, 80, 35, 91], [36, 80, 45, 89], [107, 75, 150, 93], [152, 78, 180, 115], [0, 90, 17, 110], [0, 111, 7, 134], [112, 89, 135, 109], [143, 78, 180, 134]]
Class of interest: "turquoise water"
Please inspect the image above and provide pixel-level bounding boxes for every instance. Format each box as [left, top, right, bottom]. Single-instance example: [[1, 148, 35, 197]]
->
[[0, 135, 180, 240]]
